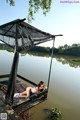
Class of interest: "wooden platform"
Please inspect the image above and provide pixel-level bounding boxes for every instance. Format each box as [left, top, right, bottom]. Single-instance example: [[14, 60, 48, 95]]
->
[[0, 83, 30, 120], [0, 82, 47, 120], [0, 82, 29, 105], [0, 74, 48, 120], [0, 92, 23, 120]]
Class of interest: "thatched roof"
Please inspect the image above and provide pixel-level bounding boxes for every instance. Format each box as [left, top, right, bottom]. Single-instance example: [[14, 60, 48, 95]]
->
[[0, 18, 62, 51]]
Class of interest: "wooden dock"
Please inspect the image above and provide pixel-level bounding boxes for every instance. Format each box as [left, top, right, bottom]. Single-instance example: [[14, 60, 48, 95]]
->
[[0, 91, 23, 120], [0, 75, 48, 120]]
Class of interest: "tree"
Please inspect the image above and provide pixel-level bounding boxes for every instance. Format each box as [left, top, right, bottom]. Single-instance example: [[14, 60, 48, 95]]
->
[[64, 44, 69, 49], [72, 43, 78, 48], [6, 0, 14, 6], [6, 0, 52, 22]]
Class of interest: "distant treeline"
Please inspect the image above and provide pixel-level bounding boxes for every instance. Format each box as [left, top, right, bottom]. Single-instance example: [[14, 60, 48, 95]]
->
[[30, 43, 80, 56], [0, 43, 80, 56], [56, 44, 80, 56]]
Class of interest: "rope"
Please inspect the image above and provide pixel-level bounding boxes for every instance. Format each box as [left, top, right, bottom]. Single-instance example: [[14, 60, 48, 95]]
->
[[47, 37, 55, 91]]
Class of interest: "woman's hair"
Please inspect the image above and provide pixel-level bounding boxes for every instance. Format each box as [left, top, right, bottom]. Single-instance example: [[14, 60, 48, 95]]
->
[[38, 81, 44, 88]]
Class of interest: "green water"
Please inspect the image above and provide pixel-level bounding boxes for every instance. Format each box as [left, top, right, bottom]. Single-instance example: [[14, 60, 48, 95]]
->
[[0, 50, 80, 120]]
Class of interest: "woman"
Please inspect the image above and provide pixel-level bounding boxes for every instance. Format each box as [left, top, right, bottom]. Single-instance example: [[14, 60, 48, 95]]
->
[[38, 81, 47, 91], [14, 81, 47, 98]]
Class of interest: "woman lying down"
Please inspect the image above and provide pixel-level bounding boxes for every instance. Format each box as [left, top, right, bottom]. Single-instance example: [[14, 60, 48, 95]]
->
[[14, 81, 47, 98]]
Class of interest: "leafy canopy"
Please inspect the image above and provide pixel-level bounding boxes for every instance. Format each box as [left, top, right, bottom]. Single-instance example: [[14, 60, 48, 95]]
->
[[6, 0, 52, 22]]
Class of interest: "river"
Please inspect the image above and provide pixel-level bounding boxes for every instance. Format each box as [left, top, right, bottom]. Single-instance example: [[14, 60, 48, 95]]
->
[[0, 50, 80, 120]]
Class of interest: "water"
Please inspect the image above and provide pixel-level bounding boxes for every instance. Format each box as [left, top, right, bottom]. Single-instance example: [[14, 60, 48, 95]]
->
[[0, 50, 80, 120]]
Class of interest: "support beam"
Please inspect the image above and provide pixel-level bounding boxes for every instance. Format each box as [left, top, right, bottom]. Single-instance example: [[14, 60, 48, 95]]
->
[[5, 25, 19, 105], [5, 51, 19, 104]]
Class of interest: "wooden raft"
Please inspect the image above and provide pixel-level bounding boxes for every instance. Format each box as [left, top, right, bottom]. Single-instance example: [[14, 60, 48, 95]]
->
[[0, 82, 27, 94], [0, 81, 47, 120], [0, 83, 30, 120]]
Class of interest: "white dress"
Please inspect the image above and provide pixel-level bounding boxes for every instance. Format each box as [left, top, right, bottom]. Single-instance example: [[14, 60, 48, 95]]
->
[[31, 87, 37, 93]]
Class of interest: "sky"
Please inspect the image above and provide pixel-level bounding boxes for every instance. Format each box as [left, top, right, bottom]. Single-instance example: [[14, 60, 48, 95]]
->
[[0, 0, 80, 48]]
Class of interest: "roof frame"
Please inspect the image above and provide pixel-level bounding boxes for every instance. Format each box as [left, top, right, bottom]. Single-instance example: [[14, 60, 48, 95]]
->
[[0, 18, 62, 51]]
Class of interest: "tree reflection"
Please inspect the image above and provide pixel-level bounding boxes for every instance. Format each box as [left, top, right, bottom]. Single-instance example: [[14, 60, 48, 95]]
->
[[1, 47, 80, 68], [55, 55, 80, 68]]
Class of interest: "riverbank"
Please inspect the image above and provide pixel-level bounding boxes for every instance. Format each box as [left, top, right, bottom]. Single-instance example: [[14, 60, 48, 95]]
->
[[0, 43, 80, 57]]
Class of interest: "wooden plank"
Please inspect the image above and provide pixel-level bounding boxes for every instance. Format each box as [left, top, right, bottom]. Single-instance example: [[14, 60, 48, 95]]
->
[[0, 74, 9, 78]]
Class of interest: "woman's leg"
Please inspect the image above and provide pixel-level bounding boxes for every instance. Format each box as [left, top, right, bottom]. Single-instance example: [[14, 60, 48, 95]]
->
[[19, 87, 31, 98]]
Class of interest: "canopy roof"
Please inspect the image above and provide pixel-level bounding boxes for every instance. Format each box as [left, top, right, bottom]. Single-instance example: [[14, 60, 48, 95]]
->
[[0, 18, 62, 51]]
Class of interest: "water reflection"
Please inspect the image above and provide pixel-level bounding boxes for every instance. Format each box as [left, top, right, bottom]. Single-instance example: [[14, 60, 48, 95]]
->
[[21, 51, 80, 68], [21, 52, 80, 68], [27, 51, 80, 68], [55, 55, 80, 68], [4, 49, 80, 68]]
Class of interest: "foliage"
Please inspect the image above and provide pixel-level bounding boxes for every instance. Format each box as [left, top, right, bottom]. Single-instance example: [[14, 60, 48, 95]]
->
[[6, 0, 15, 6], [28, 0, 52, 22], [0, 43, 80, 56], [6, 0, 52, 22], [58, 43, 80, 56], [55, 55, 80, 68], [30, 46, 51, 53], [43, 108, 62, 120]]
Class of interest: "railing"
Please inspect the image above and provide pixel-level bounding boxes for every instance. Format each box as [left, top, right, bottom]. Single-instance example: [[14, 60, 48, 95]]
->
[[0, 74, 37, 86], [0, 74, 9, 78]]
